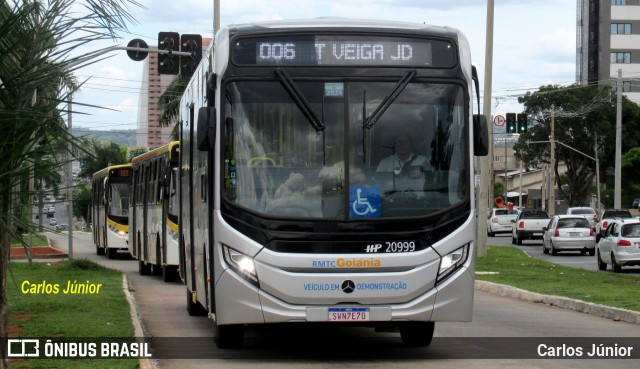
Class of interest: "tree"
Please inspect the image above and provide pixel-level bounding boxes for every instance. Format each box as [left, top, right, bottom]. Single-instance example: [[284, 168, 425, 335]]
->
[[73, 183, 92, 226], [157, 75, 188, 140], [78, 139, 129, 178], [513, 84, 640, 206], [0, 1, 140, 366]]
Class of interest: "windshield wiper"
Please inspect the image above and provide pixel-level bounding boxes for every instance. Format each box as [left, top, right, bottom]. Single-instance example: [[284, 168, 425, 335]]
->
[[275, 69, 325, 132], [363, 69, 416, 129]]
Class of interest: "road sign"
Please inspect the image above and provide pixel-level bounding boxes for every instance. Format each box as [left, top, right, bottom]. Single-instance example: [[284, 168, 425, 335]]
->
[[494, 115, 505, 127], [126, 39, 149, 61]]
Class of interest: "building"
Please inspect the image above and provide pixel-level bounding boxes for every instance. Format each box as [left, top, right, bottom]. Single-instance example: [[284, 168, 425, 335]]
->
[[137, 38, 212, 149], [577, 0, 640, 104], [490, 136, 571, 210]]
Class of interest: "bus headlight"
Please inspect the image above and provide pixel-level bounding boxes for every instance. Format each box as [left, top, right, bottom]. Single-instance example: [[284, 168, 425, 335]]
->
[[222, 245, 258, 286], [436, 244, 469, 284]]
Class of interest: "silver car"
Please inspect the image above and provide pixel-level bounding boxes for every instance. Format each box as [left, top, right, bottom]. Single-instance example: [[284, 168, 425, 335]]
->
[[565, 207, 598, 228], [597, 218, 640, 272], [542, 215, 595, 255]]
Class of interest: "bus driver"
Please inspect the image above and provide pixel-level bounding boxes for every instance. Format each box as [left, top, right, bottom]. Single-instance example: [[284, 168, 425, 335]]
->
[[376, 133, 429, 178]]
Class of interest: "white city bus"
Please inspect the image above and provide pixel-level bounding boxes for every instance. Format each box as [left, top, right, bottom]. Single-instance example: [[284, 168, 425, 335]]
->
[[179, 18, 488, 348], [130, 141, 181, 282], [91, 164, 131, 259]]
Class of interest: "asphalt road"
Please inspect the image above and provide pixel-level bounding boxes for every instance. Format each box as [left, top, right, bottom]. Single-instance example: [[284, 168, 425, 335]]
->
[[487, 233, 640, 274]]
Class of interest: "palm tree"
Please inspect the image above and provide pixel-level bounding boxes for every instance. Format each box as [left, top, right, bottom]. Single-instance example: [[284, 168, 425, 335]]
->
[[158, 75, 189, 140], [0, 1, 141, 366]]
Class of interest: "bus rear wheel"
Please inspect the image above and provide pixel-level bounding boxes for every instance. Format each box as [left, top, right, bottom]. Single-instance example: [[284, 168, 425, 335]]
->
[[163, 266, 178, 282], [213, 323, 244, 349], [139, 260, 151, 275], [399, 322, 435, 347], [186, 290, 207, 316]]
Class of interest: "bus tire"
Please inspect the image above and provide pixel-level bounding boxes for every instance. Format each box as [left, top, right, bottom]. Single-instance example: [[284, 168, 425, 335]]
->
[[96, 245, 105, 256], [399, 322, 435, 347], [213, 323, 244, 349], [186, 290, 207, 316], [139, 260, 151, 275], [163, 266, 178, 283], [107, 247, 117, 259]]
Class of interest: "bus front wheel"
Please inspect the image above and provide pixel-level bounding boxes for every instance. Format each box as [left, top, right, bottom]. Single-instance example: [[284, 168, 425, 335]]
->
[[399, 322, 435, 347]]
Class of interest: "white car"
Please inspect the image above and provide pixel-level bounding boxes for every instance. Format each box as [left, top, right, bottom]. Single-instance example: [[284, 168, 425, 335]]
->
[[565, 207, 598, 228], [597, 218, 640, 272], [486, 208, 518, 237], [542, 215, 595, 255]]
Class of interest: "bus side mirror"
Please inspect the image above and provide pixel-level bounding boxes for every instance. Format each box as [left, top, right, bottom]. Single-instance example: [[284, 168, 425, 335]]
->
[[197, 106, 216, 151], [473, 114, 489, 156]]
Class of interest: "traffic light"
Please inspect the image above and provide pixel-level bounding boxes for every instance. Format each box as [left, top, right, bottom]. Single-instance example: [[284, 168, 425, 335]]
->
[[506, 113, 516, 134], [517, 113, 528, 133], [158, 32, 179, 75], [180, 34, 203, 77]]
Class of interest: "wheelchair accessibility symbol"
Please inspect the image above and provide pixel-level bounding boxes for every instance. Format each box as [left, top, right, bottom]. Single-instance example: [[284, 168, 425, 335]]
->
[[349, 186, 380, 218]]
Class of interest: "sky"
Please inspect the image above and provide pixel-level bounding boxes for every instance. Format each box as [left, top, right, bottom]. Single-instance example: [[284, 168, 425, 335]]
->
[[70, 0, 577, 132]]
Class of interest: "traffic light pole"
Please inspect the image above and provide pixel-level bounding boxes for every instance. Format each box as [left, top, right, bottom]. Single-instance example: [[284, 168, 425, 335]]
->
[[65, 45, 192, 69]]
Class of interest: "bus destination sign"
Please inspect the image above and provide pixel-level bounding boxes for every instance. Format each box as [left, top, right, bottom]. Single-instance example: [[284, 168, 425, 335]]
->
[[233, 36, 455, 67]]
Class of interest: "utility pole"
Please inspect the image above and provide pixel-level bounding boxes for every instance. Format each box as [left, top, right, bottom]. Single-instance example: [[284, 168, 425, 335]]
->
[[615, 69, 622, 209], [67, 93, 74, 258], [549, 105, 556, 217], [595, 133, 601, 215], [519, 160, 523, 207], [214, 0, 220, 33], [504, 137, 508, 196], [477, 0, 494, 257]]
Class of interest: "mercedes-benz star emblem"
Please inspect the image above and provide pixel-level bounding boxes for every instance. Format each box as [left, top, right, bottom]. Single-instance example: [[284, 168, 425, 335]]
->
[[341, 280, 355, 294]]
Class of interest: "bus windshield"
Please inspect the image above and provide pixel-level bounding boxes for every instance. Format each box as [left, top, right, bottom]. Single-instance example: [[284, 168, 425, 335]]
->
[[109, 182, 130, 217], [223, 79, 467, 220]]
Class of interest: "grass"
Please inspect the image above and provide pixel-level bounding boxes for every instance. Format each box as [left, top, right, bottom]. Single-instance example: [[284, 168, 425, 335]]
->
[[7, 259, 138, 369], [476, 246, 640, 312], [10, 233, 49, 248]]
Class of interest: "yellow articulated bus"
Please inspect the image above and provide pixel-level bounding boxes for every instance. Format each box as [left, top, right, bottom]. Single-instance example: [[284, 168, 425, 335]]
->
[[130, 141, 181, 282], [91, 164, 132, 259]]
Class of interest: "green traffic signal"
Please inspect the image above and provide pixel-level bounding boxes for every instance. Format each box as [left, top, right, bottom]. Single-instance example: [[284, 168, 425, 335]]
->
[[506, 113, 516, 134], [517, 113, 527, 133]]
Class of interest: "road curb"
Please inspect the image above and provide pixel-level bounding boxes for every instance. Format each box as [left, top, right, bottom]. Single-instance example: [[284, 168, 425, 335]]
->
[[122, 274, 155, 369], [476, 280, 640, 325]]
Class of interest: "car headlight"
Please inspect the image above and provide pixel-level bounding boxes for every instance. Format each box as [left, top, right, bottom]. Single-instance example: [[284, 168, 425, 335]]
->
[[222, 245, 258, 286], [437, 244, 469, 284]]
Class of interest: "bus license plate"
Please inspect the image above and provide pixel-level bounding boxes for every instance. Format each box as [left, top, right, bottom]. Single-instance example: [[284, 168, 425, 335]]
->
[[328, 308, 370, 322]]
